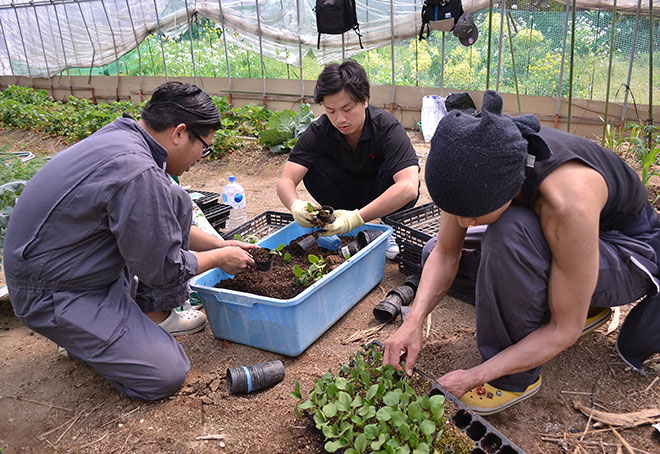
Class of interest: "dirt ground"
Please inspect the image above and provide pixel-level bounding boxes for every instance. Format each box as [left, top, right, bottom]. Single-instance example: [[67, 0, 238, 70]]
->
[[1, 127, 659, 454]]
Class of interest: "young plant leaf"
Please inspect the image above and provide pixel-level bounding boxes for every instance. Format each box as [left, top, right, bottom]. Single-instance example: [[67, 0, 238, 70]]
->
[[322, 402, 338, 418]]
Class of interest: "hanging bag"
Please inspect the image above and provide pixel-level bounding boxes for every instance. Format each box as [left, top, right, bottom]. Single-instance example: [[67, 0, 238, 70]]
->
[[315, 0, 364, 49], [419, 0, 464, 41]]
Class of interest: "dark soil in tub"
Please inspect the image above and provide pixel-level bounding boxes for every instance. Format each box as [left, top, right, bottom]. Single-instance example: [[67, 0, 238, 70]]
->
[[215, 232, 357, 299]]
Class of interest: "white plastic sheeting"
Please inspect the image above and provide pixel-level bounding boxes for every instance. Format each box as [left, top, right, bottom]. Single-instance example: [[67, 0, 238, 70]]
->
[[0, 0, 654, 78]]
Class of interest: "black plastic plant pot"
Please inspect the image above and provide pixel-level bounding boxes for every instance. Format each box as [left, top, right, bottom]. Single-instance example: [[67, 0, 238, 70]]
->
[[317, 205, 335, 224], [357, 229, 382, 249], [339, 241, 361, 258], [389, 285, 415, 306], [293, 235, 317, 256], [255, 256, 274, 271], [402, 273, 421, 293], [226, 360, 285, 395], [251, 247, 274, 271], [373, 293, 403, 323]]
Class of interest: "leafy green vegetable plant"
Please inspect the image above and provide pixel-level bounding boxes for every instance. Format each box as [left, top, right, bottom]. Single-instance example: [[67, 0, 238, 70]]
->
[[233, 233, 260, 244], [291, 344, 471, 454], [259, 103, 314, 154], [292, 254, 328, 287], [270, 243, 292, 262]]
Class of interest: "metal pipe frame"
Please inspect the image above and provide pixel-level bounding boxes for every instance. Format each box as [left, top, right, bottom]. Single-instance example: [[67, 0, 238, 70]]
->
[[567, 0, 577, 132], [620, 0, 642, 128], [152, 0, 168, 80], [217, 0, 232, 104], [555, 1, 570, 128], [184, 0, 198, 86], [12, 2, 33, 85]]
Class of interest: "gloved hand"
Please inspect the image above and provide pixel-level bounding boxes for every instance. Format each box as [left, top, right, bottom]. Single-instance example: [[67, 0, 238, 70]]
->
[[320, 209, 364, 236], [289, 199, 316, 228]]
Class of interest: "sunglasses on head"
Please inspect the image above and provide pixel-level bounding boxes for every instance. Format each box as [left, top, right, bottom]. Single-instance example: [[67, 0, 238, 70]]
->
[[188, 128, 213, 158]]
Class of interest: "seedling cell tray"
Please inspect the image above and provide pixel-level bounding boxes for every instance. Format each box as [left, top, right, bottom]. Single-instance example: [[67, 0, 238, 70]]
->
[[191, 221, 392, 356], [302, 342, 526, 454], [222, 211, 294, 241], [186, 189, 222, 210], [384, 202, 441, 275]]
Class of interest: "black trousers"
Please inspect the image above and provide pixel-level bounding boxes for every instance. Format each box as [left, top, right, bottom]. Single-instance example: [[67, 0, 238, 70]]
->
[[302, 155, 418, 214]]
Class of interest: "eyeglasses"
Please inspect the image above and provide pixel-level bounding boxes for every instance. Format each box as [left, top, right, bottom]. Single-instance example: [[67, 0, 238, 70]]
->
[[188, 128, 214, 158]]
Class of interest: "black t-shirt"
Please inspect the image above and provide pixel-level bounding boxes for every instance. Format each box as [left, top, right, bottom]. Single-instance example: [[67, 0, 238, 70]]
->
[[288, 105, 418, 180]]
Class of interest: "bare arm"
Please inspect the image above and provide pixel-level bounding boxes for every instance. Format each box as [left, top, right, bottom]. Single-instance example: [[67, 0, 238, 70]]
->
[[277, 161, 309, 210], [383, 212, 466, 374], [359, 166, 419, 222], [189, 225, 224, 251], [189, 226, 257, 275], [438, 162, 608, 396]]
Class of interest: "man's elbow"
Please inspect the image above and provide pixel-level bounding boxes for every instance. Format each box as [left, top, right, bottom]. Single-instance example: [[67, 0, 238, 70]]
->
[[401, 179, 419, 204]]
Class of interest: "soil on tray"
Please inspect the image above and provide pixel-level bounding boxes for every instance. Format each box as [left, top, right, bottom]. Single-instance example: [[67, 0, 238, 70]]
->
[[215, 232, 365, 299]]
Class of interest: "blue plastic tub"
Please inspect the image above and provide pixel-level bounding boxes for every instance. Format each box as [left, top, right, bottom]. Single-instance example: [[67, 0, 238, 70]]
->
[[190, 222, 392, 356]]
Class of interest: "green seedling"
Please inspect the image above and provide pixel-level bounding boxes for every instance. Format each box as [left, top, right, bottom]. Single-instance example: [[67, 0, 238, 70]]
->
[[291, 344, 471, 454], [233, 233, 260, 244], [292, 254, 328, 287], [306, 202, 319, 216], [269, 243, 292, 262]]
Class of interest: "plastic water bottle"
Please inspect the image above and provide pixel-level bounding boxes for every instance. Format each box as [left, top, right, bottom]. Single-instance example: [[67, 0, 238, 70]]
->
[[222, 175, 247, 230]]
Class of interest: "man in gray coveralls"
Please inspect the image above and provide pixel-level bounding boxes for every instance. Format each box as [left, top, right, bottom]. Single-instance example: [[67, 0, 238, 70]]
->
[[4, 82, 255, 401], [384, 90, 660, 415]]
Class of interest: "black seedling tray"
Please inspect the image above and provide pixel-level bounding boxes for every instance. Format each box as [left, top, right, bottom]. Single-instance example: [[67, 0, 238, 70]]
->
[[222, 211, 293, 240], [384, 202, 442, 275], [203, 203, 231, 225], [303, 342, 526, 454], [186, 189, 222, 210]]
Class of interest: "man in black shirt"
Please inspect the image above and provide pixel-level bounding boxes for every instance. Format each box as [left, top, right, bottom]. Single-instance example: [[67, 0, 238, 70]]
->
[[277, 61, 419, 258]]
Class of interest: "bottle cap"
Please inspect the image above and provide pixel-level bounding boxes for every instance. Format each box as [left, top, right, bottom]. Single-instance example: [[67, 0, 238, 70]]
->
[[229, 175, 236, 182]]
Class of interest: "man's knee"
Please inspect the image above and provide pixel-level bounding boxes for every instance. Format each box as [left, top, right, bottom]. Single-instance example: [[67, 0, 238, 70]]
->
[[122, 347, 190, 401], [482, 206, 547, 261]]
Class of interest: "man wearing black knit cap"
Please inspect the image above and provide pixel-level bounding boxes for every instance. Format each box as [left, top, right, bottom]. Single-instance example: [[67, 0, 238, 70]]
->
[[384, 90, 660, 415]]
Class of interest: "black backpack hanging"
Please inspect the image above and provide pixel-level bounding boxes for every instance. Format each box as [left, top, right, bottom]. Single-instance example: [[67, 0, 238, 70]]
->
[[419, 0, 464, 41], [315, 0, 364, 49]]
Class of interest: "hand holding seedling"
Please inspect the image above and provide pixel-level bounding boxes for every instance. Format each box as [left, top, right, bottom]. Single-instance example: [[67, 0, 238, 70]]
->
[[289, 199, 316, 227], [214, 246, 255, 275], [383, 317, 424, 377], [223, 239, 260, 250], [320, 209, 364, 236]]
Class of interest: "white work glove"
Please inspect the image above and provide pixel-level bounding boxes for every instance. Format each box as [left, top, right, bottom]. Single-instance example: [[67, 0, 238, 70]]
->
[[320, 209, 364, 236], [290, 199, 316, 228]]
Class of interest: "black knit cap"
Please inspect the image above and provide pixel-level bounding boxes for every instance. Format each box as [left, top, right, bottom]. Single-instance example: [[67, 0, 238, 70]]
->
[[425, 90, 533, 218]]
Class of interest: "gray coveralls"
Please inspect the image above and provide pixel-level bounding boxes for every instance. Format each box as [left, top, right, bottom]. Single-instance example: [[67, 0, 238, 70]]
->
[[4, 117, 198, 401], [422, 126, 660, 391]]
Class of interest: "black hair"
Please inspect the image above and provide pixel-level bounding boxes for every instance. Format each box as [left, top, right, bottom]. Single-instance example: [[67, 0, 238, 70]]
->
[[140, 82, 221, 136], [313, 60, 370, 104]]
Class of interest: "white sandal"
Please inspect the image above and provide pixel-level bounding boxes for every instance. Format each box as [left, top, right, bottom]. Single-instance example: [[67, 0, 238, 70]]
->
[[159, 309, 207, 336]]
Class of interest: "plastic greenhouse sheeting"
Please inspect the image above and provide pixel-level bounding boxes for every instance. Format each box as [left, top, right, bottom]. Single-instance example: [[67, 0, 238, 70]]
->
[[0, 0, 655, 78]]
